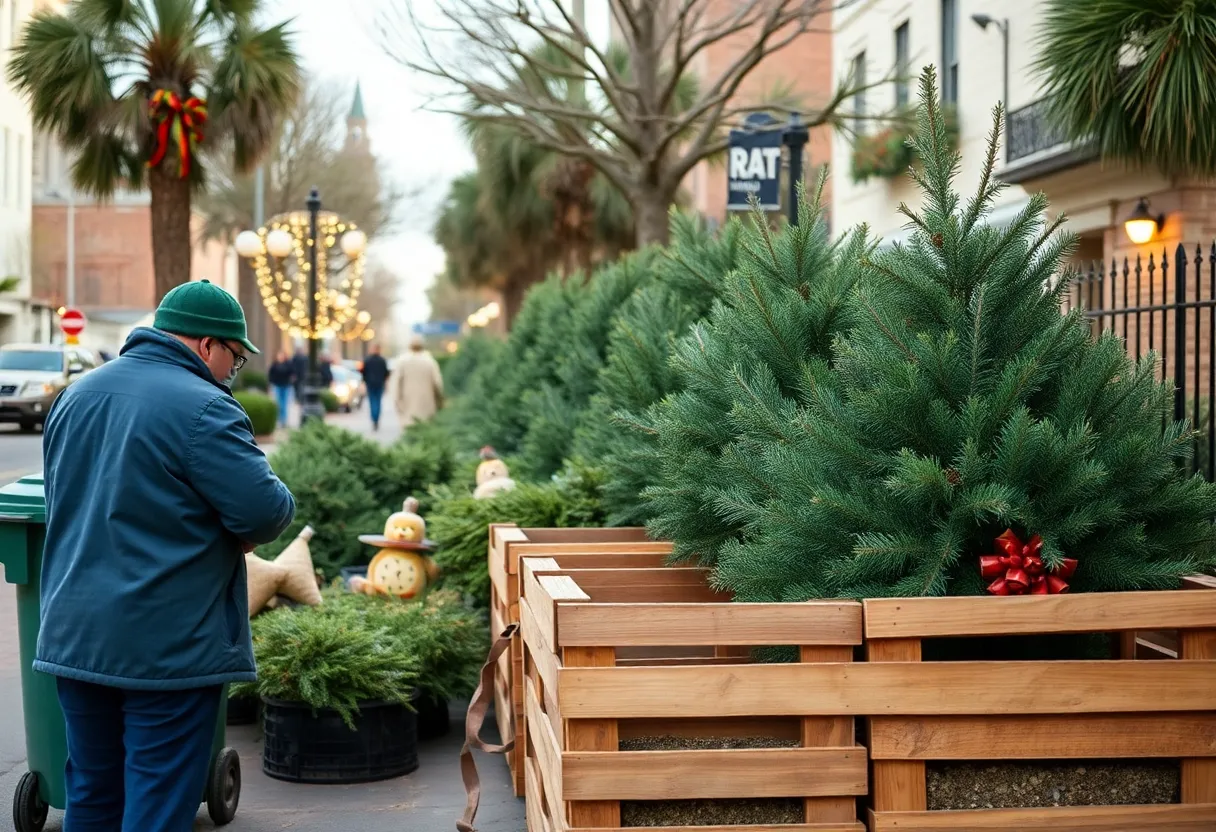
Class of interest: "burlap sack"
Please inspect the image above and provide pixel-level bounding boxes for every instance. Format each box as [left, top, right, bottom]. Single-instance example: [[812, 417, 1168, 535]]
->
[[274, 525, 323, 606], [245, 553, 287, 616]]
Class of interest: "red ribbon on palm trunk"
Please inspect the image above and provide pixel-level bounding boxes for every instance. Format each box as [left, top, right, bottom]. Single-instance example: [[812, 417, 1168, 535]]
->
[[147, 89, 207, 178]]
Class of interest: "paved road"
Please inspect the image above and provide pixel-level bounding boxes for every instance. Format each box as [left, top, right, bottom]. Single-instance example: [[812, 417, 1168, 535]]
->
[[0, 426, 42, 488], [0, 405, 526, 829]]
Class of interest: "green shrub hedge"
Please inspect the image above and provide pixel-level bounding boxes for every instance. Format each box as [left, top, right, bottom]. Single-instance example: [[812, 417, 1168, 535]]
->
[[234, 391, 278, 436]]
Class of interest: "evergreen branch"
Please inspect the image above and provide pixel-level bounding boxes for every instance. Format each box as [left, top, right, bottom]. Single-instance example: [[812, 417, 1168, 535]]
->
[[959, 103, 1006, 237], [969, 283, 987, 394], [859, 293, 918, 363]]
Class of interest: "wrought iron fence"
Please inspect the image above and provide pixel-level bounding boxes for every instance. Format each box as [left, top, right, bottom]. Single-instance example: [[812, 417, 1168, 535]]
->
[[1064, 243, 1216, 480]]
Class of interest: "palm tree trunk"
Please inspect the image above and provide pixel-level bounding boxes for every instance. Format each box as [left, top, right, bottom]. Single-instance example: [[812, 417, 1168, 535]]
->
[[148, 166, 193, 303]]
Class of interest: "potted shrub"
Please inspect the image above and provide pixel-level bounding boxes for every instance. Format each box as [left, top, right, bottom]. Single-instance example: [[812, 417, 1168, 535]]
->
[[322, 587, 488, 740], [234, 602, 422, 784]]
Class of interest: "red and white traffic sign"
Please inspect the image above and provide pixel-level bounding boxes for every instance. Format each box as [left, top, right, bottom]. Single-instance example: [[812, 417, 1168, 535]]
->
[[59, 308, 86, 338]]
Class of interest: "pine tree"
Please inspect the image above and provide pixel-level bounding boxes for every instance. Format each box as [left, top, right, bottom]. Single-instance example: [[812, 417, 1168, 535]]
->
[[712, 67, 1216, 602], [645, 179, 868, 566], [573, 212, 746, 525]]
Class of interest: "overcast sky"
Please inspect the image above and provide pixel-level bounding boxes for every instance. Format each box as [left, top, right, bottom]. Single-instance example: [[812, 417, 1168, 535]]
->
[[268, 0, 612, 333]]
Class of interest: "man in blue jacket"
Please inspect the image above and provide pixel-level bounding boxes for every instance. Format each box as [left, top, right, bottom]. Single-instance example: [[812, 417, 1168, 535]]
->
[[38, 279, 296, 832]]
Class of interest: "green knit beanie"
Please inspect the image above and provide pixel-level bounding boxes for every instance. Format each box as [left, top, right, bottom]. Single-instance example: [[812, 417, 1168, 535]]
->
[[153, 279, 259, 354]]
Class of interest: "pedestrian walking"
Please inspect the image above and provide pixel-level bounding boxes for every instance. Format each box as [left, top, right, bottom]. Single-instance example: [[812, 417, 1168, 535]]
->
[[37, 279, 296, 832], [360, 343, 390, 430], [268, 350, 296, 428], [291, 346, 308, 402], [389, 333, 445, 430]]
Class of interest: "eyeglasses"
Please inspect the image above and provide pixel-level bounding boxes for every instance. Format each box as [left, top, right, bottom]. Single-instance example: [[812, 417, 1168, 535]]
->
[[211, 339, 247, 372]]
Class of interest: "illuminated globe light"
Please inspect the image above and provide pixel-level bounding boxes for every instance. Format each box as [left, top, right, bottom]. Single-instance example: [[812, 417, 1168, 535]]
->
[[266, 229, 294, 259], [485, 301, 501, 320], [234, 230, 263, 258], [356, 310, 372, 325], [341, 229, 367, 258]]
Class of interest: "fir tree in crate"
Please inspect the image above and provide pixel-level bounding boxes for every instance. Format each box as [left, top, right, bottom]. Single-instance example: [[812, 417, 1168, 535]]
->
[[710, 67, 1216, 604], [573, 212, 746, 525], [645, 176, 870, 566]]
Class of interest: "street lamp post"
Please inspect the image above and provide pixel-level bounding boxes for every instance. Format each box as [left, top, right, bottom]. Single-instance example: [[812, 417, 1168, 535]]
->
[[782, 113, 809, 227], [300, 187, 325, 424]]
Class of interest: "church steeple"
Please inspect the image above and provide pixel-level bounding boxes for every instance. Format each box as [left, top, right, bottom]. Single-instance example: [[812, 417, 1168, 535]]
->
[[345, 81, 369, 154]]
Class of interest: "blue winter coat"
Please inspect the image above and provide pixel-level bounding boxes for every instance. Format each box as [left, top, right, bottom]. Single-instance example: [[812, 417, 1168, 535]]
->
[[35, 327, 296, 690]]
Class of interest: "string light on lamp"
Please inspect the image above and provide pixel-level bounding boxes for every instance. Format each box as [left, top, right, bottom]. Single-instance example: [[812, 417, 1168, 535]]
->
[[335, 308, 374, 343], [237, 210, 368, 339], [465, 300, 502, 329]]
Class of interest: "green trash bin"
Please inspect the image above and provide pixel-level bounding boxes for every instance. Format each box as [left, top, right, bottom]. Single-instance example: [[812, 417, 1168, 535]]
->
[[0, 473, 242, 831]]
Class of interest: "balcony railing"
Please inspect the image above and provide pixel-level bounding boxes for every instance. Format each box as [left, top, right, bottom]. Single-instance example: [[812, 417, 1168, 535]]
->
[[1005, 98, 1071, 164]]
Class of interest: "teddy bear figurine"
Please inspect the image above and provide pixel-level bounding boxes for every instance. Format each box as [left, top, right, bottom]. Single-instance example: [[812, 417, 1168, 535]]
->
[[355, 497, 441, 599], [474, 446, 516, 500]]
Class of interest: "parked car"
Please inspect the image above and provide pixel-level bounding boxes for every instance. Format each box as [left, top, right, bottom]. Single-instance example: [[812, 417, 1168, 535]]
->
[[0, 343, 99, 431], [329, 365, 365, 412]]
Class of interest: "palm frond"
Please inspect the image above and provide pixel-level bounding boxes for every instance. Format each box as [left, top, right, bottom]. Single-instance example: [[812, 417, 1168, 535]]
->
[[1034, 0, 1216, 177]]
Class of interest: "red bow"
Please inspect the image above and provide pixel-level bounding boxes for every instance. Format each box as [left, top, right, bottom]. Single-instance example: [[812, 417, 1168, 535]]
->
[[147, 89, 207, 178], [979, 529, 1077, 596]]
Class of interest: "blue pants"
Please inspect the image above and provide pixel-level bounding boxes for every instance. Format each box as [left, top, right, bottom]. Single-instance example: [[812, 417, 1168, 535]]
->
[[273, 384, 292, 426], [56, 677, 221, 832], [367, 386, 384, 426]]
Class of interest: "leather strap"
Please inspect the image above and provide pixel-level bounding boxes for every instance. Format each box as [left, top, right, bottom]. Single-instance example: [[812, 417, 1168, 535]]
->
[[457, 622, 519, 832]]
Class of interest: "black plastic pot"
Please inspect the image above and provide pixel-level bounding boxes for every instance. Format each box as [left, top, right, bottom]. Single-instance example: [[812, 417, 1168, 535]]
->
[[415, 690, 451, 741], [226, 694, 260, 726], [262, 694, 420, 784]]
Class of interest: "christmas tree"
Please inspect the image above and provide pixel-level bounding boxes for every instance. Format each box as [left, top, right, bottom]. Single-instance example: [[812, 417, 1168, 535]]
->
[[645, 177, 868, 565], [710, 67, 1216, 602], [573, 212, 746, 525]]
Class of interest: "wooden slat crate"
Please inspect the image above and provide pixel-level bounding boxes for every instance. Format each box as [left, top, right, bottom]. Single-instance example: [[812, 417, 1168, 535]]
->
[[518, 555, 868, 832], [1125, 575, 1216, 659], [487, 524, 672, 797], [861, 590, 1216, 832]]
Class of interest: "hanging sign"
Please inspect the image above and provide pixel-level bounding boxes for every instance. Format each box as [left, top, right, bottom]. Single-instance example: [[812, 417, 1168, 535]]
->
[[727, 112, 783, 211]]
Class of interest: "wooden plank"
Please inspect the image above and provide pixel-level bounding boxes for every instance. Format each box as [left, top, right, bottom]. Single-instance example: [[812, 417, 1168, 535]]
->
[[557, 660, 1216, 718], [526, 675, 565, 812], [523, 565, 591, 654], [561, 746, 865, 800], [509, 541, 673, 574], [574, 826, 864, 832], [562, 646, 619, 829], [557, 601, 862, 647], [863, 590, 1216, 639], [869, 713, 1216, 759], [516, 526, 652, 544], [617, 655, 754, 667], [520, 600, 561, 701], [800, 645, 858, 825], [1181, 629, 1216, 805], [547, 551, 672, 569], [868, 804, 1216, 831], [867, 639, 926, 814], [544, 567, 711, 588], [525, 756, 555, 832], [1182, 574, 1216, 590], [582, 584, 731, 604]]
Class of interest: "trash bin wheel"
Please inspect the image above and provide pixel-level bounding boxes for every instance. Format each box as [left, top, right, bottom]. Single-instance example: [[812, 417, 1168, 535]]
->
[[13, 771, 48, 832], [205, 747, 241, 826]]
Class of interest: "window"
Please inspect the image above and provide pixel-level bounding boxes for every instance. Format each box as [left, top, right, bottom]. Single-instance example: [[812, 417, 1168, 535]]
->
[[850, 51, 867, 135], [9, 0, 15, 48], [17, 134, 23, 206], [894, 22, 910, 108], [941, 0, 959, 104]]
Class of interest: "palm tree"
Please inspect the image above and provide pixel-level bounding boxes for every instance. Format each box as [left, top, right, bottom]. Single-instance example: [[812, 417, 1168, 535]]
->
[[7, 0, 300, 302], [1034, 0, 1216, 177]]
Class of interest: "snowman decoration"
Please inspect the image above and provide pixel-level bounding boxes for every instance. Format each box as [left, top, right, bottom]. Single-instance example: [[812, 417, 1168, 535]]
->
[[473, 446, 516, 500], [352, 497, 440, 599]]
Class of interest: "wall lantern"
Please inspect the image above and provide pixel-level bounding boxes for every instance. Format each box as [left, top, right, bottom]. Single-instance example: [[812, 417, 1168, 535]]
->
[[1124, 197, 1163, 245]]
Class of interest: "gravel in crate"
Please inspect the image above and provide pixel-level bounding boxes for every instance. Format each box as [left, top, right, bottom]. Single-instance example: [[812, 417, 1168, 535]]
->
[[927, 759, 1180, 810], [620, 735, 802, 827]]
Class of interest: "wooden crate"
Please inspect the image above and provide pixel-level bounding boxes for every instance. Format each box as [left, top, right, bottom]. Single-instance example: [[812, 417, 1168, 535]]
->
[[862, 590, 1216, 831], [1124, 575, 1216, 659], [519, 555, 868, 831], [487, 524, 673, 797]]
